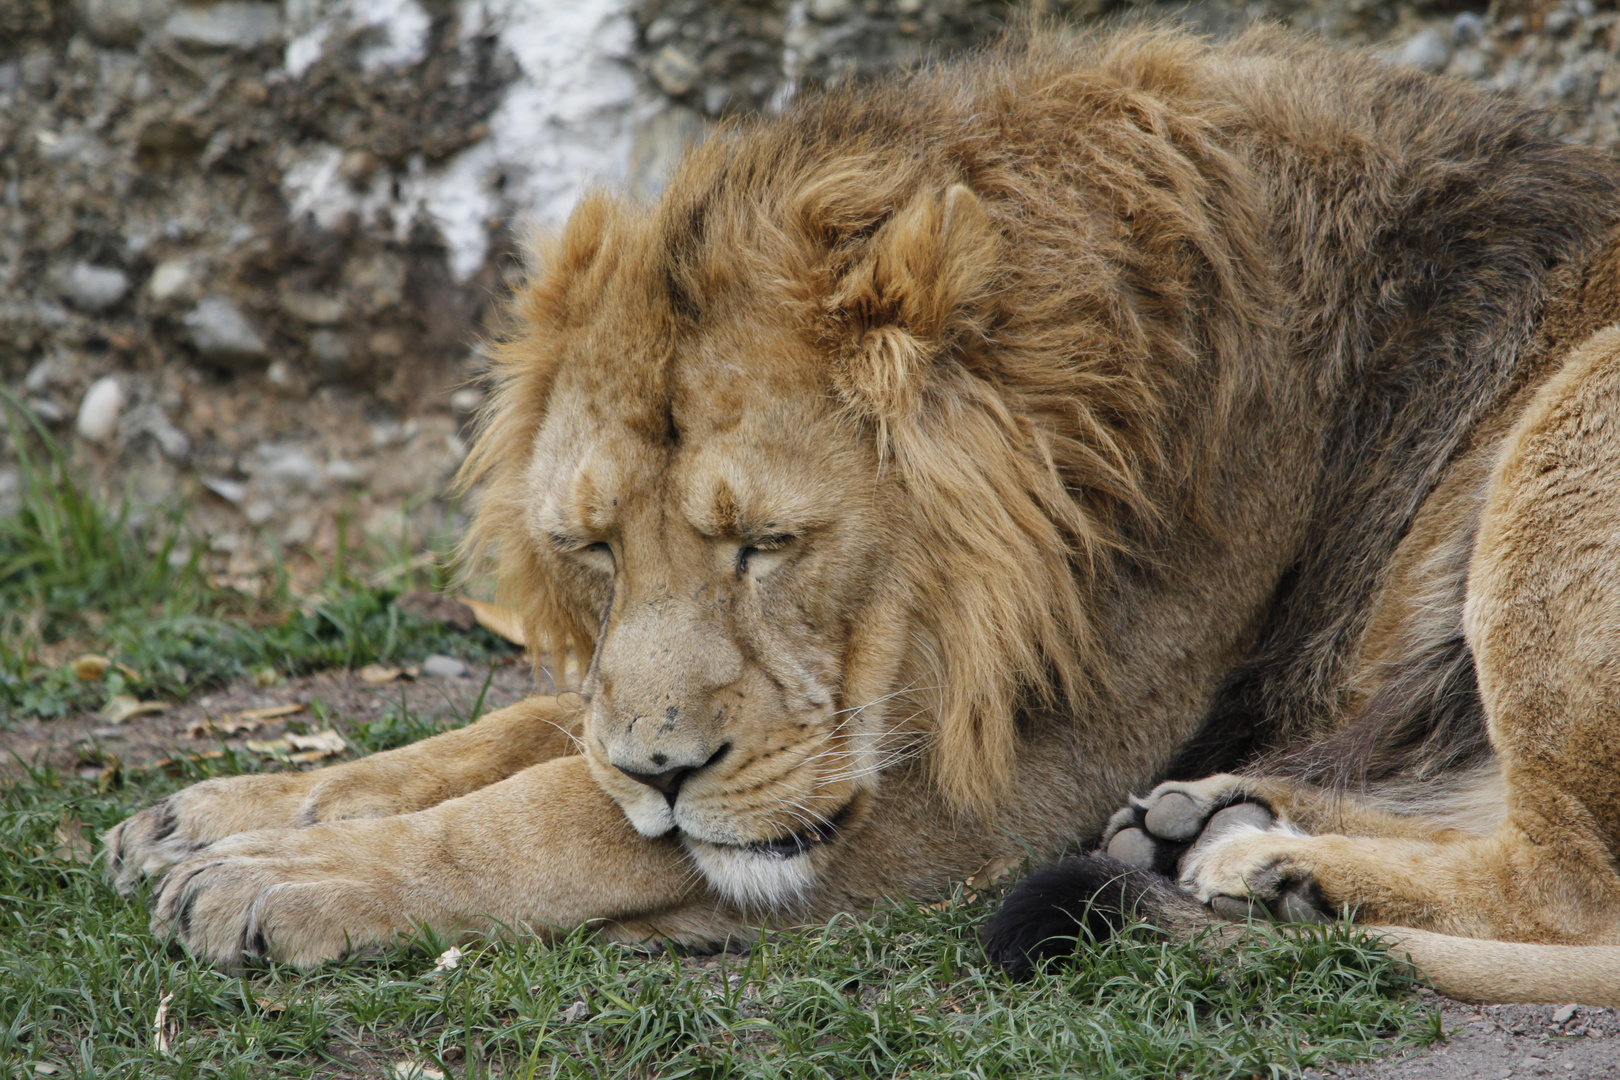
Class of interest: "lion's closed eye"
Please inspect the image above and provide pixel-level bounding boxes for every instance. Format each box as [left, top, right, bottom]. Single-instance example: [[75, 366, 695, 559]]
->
[[737, 534, 797, 577]]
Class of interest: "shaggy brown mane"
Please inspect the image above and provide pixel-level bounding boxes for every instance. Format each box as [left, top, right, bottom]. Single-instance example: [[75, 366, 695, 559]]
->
[[461, 26, 1284, 814]]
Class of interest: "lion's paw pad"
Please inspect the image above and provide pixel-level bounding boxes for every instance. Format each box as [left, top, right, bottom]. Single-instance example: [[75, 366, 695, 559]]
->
[[1102, 781, 1276, 878]]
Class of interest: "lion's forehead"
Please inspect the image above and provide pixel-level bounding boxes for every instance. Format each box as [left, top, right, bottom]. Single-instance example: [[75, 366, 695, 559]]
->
[[529, 362, 872, 539]]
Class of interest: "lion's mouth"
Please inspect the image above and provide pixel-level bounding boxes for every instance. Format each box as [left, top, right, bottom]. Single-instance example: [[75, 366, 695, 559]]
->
[[731, 800, 857, 860]]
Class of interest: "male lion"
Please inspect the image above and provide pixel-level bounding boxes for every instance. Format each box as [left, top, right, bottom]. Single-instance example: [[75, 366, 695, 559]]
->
[[106, 25, 1620, 1002]]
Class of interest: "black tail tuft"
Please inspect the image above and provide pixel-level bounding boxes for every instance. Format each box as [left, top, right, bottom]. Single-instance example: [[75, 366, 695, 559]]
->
[[983, 852, 1208, 978]]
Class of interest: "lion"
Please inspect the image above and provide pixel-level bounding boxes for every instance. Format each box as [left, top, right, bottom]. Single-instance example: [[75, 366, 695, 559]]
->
[[104, 24, 1620, 1003]]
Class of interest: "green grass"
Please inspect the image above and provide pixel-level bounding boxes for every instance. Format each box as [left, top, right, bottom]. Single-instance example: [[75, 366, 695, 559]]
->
[[0, 397, 518, 722], [0, 736, 1441, 1079]]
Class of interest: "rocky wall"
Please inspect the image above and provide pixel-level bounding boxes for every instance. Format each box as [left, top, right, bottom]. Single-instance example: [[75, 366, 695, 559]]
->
[[2, 0, 1615, 585]]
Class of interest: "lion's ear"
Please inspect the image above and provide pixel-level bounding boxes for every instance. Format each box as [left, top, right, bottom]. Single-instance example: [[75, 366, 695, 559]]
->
[[521, 192, 617, 327], [829, 184, 1000, 422]]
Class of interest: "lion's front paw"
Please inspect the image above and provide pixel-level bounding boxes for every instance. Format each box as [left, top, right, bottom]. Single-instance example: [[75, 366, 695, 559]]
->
[[151, 832, 401, 970], [1178, 830, 1335, 925], [1100, 774, 1274, 877], [1100, 775, 1333, 925], [103, 772, 324, 895]]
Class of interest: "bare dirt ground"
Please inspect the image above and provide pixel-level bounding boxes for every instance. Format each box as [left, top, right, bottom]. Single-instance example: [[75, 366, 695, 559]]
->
[[1332, 993, 1620, 1079], [0, 656, 553, 781]]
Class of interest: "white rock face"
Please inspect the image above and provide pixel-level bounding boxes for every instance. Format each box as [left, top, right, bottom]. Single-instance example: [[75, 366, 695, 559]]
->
[[279, 0, 653, 281], [76, 376, 125, 444]]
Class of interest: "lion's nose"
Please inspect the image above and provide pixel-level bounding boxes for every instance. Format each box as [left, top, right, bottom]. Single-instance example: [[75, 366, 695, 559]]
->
[[615, 763, 696, 800], [613, 743, 730, 804]]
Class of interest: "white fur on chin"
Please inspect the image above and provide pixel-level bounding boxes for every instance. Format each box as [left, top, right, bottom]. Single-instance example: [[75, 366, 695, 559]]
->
[[683, 837, 819, 910]]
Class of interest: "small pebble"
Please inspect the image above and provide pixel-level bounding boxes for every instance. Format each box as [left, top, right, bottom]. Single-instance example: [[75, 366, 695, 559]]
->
[[76, 376, 124, 443], [422, 654, 468, 679], [62, 262, 130, 311], [1397, 28, 1451, 74]]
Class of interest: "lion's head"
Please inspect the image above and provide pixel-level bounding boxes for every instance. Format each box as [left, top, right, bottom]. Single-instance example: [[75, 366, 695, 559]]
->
[[460, 31, 1266, 908]]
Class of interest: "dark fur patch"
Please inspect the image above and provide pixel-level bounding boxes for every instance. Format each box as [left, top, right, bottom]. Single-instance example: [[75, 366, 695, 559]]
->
[[1190, 49, 1619, 780], [983, 853, 1202, 979], [149, 799, 177, 844]]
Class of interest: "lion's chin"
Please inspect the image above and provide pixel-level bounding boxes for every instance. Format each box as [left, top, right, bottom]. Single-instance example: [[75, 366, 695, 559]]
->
[[682, 837, 823, 909], [679, 800, 857, 909]]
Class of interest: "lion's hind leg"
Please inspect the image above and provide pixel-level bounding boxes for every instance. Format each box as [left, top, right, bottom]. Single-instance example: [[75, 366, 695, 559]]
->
[[1169, 326, 1620, 944]]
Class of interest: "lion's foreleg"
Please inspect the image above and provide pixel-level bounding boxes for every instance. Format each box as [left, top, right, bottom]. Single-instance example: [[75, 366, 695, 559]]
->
[[105, 695, 582, 894], [149, 754, 711, 970]]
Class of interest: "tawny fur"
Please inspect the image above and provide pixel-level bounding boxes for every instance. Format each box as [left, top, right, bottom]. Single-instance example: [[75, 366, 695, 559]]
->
[[102, 25, 1620, 1002]]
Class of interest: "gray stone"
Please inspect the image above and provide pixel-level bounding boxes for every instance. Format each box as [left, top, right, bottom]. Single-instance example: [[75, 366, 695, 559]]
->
[[147, 259, 196, 304], [1397, 28, 1452, 74], [258, 447, 322, 490], [309, 329, 352, 374], [60, 262, 130, 312], [422, 654, 469, 679], [651, 46, 701, 96], [135, 410, 191, 460], [163, 3, 281, 51], [280, 288, 346, 325], [203, 476, 247, 503], [77, 0, 174, 47], [76, 376, 124, 443], [630, 106, 705, 199], [1452, 11, 1486, 45], [1553, 1004, 1579, 1025], [29, 399, 67, 425], [183, 297, 268, 367], [809, 0, 852, 21]]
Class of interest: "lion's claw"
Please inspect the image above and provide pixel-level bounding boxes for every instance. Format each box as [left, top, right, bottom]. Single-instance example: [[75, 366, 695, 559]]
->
[[150, 834, 394, 970], [102, 772, 329, 894]]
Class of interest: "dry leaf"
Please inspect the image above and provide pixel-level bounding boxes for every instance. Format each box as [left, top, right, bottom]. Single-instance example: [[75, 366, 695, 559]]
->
[[286, 750, 326, 764], [235, 703, 305, 723], [461, 597, 526, 647], [433, 945, 462, 972], [287, 728, 346, 754], [189, 703, 304, 738], [72, 654, 111, 681], [244, 737, 290, 754], [143, 751, 225, 775], [252, 992, 289, 1013], [53, 812, 95, 864], [388, 1063, 445, 1080], [102, 695, 167, 724], [965, 854, 1018, 892], [152, 991, 174, 1056], [359, 663, 403, 684]]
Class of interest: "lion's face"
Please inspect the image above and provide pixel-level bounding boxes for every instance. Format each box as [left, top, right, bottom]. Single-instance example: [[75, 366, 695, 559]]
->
[[475, 170, 1100, 908], [524, 312, 921, 907]]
